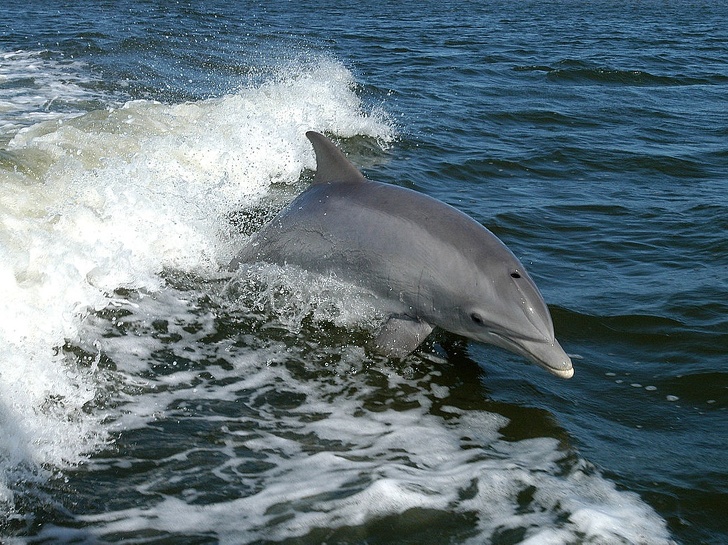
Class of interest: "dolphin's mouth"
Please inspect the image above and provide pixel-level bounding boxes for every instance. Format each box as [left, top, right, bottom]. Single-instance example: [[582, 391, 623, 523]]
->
[[488, 331, 574, 379]]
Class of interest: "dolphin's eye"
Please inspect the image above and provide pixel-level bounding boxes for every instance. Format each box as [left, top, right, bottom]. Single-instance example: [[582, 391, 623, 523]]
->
[[470, 313, 484, 325], [510, 270, 522, 279]]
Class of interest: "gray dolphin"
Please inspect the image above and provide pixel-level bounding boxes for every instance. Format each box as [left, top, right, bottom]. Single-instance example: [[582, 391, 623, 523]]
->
[[231, 131, 573, 378]]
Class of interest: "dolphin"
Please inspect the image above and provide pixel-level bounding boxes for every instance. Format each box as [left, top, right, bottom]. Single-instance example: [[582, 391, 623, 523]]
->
[[231, 131, 573, 378]]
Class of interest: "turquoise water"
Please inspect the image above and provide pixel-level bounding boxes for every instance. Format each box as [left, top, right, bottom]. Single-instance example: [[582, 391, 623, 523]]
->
[[1, 1, 726, 543]]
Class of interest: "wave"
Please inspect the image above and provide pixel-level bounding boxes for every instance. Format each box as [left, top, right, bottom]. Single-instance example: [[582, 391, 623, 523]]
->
[[0, 50, 110, 143], [0, 56, 393, 508]]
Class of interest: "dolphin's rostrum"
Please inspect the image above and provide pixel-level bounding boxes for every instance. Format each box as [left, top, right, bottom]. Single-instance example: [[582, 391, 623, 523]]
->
[[231, 132, 574, 378]]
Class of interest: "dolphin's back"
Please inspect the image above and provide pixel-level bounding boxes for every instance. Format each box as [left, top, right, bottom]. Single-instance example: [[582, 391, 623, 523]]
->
[[236, 178, 512, 298]]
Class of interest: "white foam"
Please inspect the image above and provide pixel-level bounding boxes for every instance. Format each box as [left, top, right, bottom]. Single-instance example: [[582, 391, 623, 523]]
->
[[0, 56, 392, 507], [0, 50, 106, 141], [33, 287, 671, 544], [45, 326, 670, 544], [224, 263, 386, 334]]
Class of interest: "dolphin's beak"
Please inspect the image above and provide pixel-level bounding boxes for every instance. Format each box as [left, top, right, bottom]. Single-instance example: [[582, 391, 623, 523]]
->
[[489, 332, 574, 378], [516, 337, 574, 378]]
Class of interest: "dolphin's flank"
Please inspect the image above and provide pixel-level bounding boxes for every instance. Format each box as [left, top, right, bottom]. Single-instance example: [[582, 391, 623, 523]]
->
[[231, 131, 574, 379]]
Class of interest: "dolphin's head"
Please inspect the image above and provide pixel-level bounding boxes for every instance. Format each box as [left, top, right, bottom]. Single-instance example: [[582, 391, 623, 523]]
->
[[447, 246, 574, 379]]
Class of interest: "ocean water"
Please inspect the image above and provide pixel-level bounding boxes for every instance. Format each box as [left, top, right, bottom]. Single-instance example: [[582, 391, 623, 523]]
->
[[1, 1, 726, 543]]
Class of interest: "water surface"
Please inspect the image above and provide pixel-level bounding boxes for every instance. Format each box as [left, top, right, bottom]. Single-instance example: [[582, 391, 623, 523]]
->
[[1, 1, 726, 543]]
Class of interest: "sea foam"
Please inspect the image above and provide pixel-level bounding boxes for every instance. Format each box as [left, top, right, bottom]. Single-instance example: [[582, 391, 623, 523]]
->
[[0, 55, 392, 507], [28, 283, 675, 544]]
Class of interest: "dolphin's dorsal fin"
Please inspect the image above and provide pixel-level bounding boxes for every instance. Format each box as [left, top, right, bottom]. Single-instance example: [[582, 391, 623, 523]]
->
[[306, 131, 366, 184]]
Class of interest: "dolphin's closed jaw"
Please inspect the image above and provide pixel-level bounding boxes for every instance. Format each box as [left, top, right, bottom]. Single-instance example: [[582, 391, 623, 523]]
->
[[519, 337, 574, 379], [487, 330, 573, 378]]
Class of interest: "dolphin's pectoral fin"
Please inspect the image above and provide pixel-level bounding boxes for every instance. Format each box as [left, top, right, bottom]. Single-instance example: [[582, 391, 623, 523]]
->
[[370, 315, 434, 359]]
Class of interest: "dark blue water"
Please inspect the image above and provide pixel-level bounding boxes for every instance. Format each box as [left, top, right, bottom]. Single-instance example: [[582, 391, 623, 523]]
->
[[1, 1, 726, 544]]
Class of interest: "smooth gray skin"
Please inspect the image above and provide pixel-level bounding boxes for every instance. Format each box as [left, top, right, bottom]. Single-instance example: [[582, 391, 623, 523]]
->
[[231, 131, 574, 378]]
